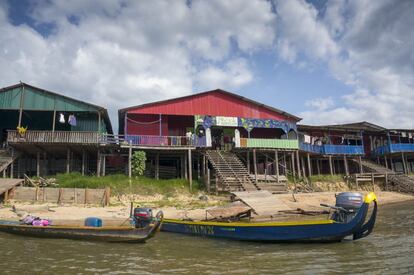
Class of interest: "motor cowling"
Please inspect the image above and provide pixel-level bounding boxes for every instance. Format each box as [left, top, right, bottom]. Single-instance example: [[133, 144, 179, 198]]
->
[[133, 207, 153, 228], [332, 192, 364, 223]]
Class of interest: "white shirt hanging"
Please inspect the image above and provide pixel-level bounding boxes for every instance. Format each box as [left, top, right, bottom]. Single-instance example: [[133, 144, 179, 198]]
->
[[59, 113, 65, 123]]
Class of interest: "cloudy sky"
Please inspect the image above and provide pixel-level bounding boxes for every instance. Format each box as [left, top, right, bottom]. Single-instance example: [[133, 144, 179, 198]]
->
[[1, 0, 413, 131]]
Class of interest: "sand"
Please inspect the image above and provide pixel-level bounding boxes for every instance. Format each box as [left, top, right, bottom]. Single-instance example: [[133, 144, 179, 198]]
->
[[0, 191, 413, 225]]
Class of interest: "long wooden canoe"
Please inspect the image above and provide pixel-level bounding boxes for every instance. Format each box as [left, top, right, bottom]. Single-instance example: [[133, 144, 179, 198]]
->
[[0, 211, 163, 243]]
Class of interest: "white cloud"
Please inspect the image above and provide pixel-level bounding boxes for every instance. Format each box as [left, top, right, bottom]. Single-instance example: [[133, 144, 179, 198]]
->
[[0, 0, 277, 131], [305, 97, 334, 111]]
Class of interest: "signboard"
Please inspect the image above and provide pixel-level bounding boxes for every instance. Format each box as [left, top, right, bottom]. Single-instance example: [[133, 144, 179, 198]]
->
[[216, 116, 238, 127]]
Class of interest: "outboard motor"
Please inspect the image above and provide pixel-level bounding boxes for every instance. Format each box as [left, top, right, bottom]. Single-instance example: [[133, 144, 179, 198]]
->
[[331, 192, 364, 223], [132, 207, 153, 228]]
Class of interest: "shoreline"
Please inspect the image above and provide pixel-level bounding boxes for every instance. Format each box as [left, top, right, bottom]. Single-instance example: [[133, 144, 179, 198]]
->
[[0, 191, 412, 225]]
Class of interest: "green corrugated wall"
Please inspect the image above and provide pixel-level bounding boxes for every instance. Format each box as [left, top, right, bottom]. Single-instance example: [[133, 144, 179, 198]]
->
[[246, 138, 299, 149]]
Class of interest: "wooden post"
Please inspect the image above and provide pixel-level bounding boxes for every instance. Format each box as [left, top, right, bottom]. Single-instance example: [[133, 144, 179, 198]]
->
[[296, 151, 301, 178], [52, 109, 56, 132], [43, 151, 47, 177], [102, 154, 106, 176], [188, 149, 192, 191], [301, 156, 306, 178], [385, 172, 388, 191], [402, 152, 408, 174], [66, 148, 70, 174], [197, 155, 201, 180], [36, 151, 40, 178], [82, 150, 86, 176], [384, 155, 388, 169], [155, 152, 160, 180], [184, 153, 188, 180], [246, 151, 250, 174], [328, 155, 333, 176], [316, 159, 321, 175], [128, 143, 132, 178], [97, 150, 101, 177], [358, 155, 363, 173], [253, 149, 258, 183], [10, 148, 14, 178], [274, 150, 279, 183], [343, 155, 349, 176], [307, 153, 312, 177], [207, 168, 211, 193], [282, 152, 287, 175], [390, 156, 394, 171], [291, 152, 296, 179]]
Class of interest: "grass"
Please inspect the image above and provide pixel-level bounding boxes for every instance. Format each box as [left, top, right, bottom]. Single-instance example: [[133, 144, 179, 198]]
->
[[49, 173, 201, 196], [310, 174, 345, 183]]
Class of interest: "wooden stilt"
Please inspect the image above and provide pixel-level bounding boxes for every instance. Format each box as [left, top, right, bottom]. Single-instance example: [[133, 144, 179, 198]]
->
[[43, 151, 47, 177], [66, 148, 70, 174], [197, 155, 201, 180], [384, 155, 388, 169], [207, 168, 211, 193], [402, 152, 408, 174], [184, 153, 188, 180], [274, 150, 279, 183], [307, 153, 312, 177], [316, 159, 321, 175], [296, 151, 301, 178], [291, 152, 296, 180], [301, 156, 306, 178], [128, 144, 132, 178], [82, 150, 86, 176], [188, 149, 192, 191], [102, 154, 106, 177], [36, 151, 40, 178], [97, 150, 101, 177], [358, 155, 363, 173], [253, 149, 258, 183], [155, 152, 160, 180], [282, 152, 287, 175], [246, 151, 250, 174], [328, 155, 333, 176], [343, 155, 349, 176], [390, 156, 394, 171], [10, 148, 14, 178]]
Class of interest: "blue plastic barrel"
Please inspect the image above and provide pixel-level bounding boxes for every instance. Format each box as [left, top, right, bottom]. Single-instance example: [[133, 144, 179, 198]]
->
[[84, 217, 103, 227]]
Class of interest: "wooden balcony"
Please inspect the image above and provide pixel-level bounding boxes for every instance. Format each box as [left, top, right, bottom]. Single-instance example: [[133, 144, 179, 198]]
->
[[239, 138, 298, 149], [300, 143, 364, 155], [374, 143, 414, 155], [7, 130, 100, 145], [102, 134, 208, 148]]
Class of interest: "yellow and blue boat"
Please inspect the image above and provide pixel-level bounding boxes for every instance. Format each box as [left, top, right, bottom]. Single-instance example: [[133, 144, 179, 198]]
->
[[161, 192, 377, 242]]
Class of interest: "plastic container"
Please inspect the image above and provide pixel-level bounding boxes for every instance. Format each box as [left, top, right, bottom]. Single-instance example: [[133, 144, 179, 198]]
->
[[84, 217, 103, 227]]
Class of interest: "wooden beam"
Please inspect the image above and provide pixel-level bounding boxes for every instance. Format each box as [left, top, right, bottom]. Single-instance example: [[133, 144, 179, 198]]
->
[[184, 153, 188, 180], [52, 109, 56, 132], [97, 150, 101, 177], [102, 154, 106, 177], [10, 148, 14, 178], [390, 156, 394, 171], [253, 149, 258, 183], [328, 155, 333, 176], [128, 144, 132, 178], [188, 149, 192, 191], [82, 150, 86, 176], [301, 156, 306, 178], [274, 150, 279, 183], [155, 152, 160, 180], [207, 168, 211, 193], [316, 159, 321, 175], [307, 153, 312, 177], [246, 150, 250, 174], [384, 155, 388, 169], [343, 155, 349, 176], [66, 148, 70, 174], [402, 152, 408, 174], [296, 150, 301, 178], [291, 152, 296, 180], [282, 152, 287, 175], [36, 151, 40, 177]]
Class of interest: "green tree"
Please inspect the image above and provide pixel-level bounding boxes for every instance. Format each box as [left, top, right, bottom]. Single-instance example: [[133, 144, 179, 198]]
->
[[132, 151, 146, 176]]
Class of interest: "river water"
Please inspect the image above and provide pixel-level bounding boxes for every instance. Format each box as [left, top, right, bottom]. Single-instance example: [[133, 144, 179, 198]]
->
[[0, 202, 413, 274]]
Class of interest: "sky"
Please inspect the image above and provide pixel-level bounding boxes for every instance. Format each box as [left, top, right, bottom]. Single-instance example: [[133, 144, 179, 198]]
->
[[1, 0, 413, 132]]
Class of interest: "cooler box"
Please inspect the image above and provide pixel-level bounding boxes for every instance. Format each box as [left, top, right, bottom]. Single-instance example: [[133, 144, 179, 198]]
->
[[84, 217, 103, 227]]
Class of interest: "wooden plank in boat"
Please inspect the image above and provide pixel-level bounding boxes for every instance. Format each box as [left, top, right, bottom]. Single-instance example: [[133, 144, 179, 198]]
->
[[231, 190, 291, 216]]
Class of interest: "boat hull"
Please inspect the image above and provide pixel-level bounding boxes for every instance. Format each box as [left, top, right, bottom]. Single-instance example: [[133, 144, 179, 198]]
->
[[0, 212, 163, 243], [162, 194, 377, 242]]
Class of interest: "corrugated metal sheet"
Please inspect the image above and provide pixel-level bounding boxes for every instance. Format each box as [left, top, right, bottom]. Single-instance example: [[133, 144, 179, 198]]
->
[[241, 138, 299, 149], [0, 87, 22, 109], [127, 91, 292, 121]]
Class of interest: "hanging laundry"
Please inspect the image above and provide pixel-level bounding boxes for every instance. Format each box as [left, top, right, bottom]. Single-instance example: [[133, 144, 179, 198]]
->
[[68, 114, 77, 126], [304, 135, 311, 144], [59, 113, 65, 123]]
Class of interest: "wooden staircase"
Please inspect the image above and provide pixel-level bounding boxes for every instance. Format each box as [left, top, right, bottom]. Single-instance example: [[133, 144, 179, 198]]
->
[[0, 149, 17, 175], [206, 150, 259, 192], [353, 159, 414, 193]]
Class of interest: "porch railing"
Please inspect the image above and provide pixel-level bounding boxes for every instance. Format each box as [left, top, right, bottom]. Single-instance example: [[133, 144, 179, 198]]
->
[[300, 142, 364, 155], [7, 130, 100, 144], [101, 134, 207, 147], [239, 138, 299, 149], [374, 143, 414, 155]]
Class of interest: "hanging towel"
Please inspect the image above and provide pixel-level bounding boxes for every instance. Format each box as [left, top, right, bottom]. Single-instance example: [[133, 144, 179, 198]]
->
[[59, 113, 65, 123], [68, 114, 77, 126], [304, 135, 311, 144]]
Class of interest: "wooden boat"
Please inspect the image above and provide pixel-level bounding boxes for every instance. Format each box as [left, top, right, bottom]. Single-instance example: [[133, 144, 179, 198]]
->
[[161, 193, 377, 242], [0, 211, 163, 243]]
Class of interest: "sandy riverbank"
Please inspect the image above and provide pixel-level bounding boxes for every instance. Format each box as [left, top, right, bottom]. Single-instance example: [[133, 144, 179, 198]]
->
[[0, 191, 413, 225]]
